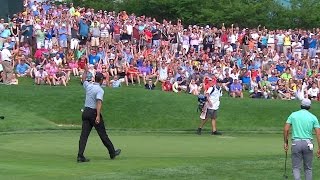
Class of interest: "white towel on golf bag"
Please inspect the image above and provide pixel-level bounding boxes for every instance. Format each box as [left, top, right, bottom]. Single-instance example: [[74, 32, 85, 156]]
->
[[200, 102, 208, 120]]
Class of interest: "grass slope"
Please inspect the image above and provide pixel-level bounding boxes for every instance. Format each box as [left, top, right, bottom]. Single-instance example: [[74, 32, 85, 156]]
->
[[1, 131, 316, 180], [1, 77, 320, 132]]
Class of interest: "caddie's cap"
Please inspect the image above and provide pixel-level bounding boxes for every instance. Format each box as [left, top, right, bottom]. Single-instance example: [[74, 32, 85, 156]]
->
[[301, 98, 311, 107]]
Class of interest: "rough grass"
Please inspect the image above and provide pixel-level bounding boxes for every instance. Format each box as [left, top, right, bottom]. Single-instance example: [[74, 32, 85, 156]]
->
[[1, 77, 320, 132]]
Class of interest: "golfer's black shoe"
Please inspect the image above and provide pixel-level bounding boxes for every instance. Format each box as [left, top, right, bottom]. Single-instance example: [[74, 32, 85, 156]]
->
[[110, 149, 121, 159], [211, 131, 222, 135], [77, 156, 90, 163], [197, 128, 202, 135]]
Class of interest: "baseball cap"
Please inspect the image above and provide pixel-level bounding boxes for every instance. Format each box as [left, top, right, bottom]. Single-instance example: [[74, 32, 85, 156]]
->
[[301, 98, 311, 107]]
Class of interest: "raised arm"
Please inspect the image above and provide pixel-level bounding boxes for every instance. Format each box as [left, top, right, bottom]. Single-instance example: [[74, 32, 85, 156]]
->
[[81, 65, 88, 83]]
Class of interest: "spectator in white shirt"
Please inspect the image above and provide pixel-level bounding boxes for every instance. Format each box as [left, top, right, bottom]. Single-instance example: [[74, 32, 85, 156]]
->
[[1, 43, 16, 84], [307, 83, 319, 100]]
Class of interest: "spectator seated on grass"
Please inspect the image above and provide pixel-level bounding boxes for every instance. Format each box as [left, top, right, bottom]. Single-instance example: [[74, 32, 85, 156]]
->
[[110, 75, 123, 88], [162, 77, 173, 92], [15, 59, 30, 77], [126, 64, 140, 85], [307, 83, 319, 100], [172, 74, 188, 93], [54, 68, 68, 86], [189, 79, 201, 95], [35, 67, 49, 85], [68, 58, 79, 77], [144, 75, 159, 90], [100, 65, 110, 87], [249, 87, 263, 98], [230, 79, 243, 98], [220, 72, 233, 92]]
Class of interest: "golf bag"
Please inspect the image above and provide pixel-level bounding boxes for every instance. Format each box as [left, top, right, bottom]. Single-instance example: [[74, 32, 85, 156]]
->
[[197, 94, 207, 112]]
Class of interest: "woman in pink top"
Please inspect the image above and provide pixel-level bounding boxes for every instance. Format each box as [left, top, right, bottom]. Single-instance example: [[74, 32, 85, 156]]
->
[[47, 61, 58, 85], [68, 58, 79, 76]]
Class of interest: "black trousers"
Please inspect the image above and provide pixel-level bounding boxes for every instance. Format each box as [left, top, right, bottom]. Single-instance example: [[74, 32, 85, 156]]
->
[[78, 107, 115, 157]]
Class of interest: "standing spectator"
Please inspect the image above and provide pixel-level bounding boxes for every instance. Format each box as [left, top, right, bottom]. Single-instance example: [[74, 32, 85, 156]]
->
[[35, 26, 45, 49], [291, 38, 303, 60], [21, 20, 33, 47], [100, 22, 110, 46], [301, 33, 309, 57], [152, 24, 161, 49], [1, 43, 16, 84], [70, 24, 80, 50], [283, 32, 291, 56], [276, 30, 285, 53], [79, 18, 89, 45], [90, 21, 101, 47], [0, 24, 11, 49], [58, 24, 68, 49], [309, 34, 317, 59], [10, 21, 20, 49]]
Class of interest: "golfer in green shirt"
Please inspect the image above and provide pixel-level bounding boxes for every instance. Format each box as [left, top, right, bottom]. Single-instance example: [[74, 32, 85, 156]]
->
[[284, 98, 320, 180]]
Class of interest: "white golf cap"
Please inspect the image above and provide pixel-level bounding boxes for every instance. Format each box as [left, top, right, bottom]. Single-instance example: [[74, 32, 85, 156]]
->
[[301, 98, 311, 107]]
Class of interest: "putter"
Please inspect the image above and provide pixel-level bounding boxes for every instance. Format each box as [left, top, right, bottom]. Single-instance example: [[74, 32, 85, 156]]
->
[[283, 151, 288, 179]]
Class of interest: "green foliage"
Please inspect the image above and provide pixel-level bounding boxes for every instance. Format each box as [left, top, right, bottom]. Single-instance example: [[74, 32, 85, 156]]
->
[[69, 0, 320, 29]]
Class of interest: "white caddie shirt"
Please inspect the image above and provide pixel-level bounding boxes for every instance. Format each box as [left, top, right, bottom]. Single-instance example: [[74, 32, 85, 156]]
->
[[206, 86, 222, 110]]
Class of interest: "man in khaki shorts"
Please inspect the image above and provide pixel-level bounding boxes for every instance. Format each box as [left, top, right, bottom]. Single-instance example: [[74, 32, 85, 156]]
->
[[1, 43, 16, 84], [90, 21, 101, 47]]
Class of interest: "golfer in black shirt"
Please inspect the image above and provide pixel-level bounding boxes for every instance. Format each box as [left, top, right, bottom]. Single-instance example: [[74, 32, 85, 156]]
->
[[77, 66, 121, 162]]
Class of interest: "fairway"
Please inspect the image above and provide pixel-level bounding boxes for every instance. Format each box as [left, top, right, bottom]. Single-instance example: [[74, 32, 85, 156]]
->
[[0, 131, 318, 180], [1, 79, 320, 179]]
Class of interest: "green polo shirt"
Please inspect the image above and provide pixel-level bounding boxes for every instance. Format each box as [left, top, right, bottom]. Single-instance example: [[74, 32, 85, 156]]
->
[[286, 109, 320, 140]]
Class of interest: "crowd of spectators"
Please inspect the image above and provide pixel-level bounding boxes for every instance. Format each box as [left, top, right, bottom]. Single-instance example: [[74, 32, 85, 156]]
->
[[1, 0, 320, 101]]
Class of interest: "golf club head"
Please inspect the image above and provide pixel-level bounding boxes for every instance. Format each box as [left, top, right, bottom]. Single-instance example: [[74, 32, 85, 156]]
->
[[283, 175, 288, 179]]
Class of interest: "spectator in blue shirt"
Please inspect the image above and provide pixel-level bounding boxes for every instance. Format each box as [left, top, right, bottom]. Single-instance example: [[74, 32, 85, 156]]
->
[[16, 59, 30, 77], [79, 19, 89, 45], [230, 79, 243, 98], [88, 50, 100, 65], [276, 61, 286, 73], [58, 24, 68, 48], [309, 34, 317, 58], [97, 47, 106, 63], [21, 20, 33, 46], [268, 72, 279, 90]]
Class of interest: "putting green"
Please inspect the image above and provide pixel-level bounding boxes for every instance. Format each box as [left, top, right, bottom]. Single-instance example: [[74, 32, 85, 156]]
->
[[0, 131, 319, 180]]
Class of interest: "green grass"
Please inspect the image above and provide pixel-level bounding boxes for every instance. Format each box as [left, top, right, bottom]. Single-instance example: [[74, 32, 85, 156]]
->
[[1, 77, 319, 179], [1, 77, 320, 132], [1, 131, 317, 180]]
